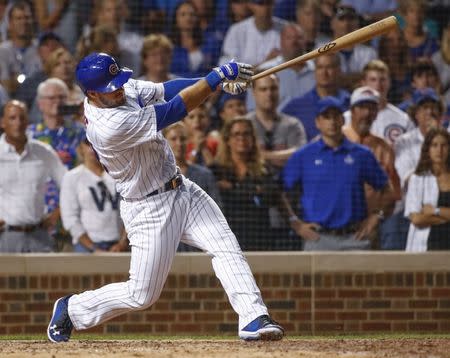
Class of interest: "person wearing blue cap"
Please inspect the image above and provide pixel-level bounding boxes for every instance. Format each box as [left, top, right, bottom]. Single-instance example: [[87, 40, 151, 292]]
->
[[282, 96, 392, 251]]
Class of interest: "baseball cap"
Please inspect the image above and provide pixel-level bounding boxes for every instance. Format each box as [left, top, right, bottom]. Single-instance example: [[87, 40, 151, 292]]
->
[[217, 92, 246, 112], [412, 87, 440, 106], [350, 86, 380, 107], [316, 96, 344, 116], [334, 5, 358, 19]]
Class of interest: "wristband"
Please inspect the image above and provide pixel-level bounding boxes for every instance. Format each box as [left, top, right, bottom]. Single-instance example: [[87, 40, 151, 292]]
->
[[205, 70, 223, 90], [289, 215, 299, 223], [434, 207, 441, 216]]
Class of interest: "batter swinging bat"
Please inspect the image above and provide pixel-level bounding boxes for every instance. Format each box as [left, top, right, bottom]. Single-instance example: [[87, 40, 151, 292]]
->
[[251, 15, 398, 81]]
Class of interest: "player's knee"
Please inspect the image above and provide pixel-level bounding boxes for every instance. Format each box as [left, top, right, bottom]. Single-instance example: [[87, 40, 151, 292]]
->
[[127, 281, 162, 309]]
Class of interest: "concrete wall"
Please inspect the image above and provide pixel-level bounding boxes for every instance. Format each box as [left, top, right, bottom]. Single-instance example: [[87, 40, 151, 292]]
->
[[1, 252, 450, 335]]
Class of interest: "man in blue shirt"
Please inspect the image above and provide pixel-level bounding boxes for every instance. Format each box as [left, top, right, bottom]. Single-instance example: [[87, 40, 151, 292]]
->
[[281, 53, 350, 141], [282, 96, 391, 250]]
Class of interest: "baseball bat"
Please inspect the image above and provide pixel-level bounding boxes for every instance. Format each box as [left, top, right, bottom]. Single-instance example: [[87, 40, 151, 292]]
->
[[251, 15, 398, 81]]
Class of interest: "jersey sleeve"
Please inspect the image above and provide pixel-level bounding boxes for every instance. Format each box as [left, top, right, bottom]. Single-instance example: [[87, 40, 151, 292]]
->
[[132, 78, 165, 106], [282, 150, 303, 191]]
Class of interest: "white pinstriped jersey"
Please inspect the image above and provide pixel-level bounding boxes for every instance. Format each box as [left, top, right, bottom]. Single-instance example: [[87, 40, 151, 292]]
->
[[83, 79, 177, 199]]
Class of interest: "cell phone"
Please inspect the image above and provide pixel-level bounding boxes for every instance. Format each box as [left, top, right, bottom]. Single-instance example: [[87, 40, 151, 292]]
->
[[58, 104, 82, 116]]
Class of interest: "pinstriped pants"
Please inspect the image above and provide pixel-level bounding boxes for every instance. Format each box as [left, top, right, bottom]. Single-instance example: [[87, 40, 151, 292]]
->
[[68, 178, 268, 331]]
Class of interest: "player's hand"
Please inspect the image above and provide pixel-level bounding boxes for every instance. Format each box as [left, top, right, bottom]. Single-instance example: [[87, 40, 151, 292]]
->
[[214, 61, 254, 82], [222, 81, 248, 95]]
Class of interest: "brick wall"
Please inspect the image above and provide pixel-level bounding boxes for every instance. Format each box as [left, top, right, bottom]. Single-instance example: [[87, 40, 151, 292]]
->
[[1, 253, 450, 335]]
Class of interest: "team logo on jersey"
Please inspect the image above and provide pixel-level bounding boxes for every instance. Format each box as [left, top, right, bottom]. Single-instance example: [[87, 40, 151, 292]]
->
[[344, 154, 354, 165], [109, 63, 119, 76], [384, 124, 405, 143]]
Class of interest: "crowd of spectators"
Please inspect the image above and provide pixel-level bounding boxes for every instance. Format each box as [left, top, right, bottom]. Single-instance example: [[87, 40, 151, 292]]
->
[[1, 0, 450, 253]]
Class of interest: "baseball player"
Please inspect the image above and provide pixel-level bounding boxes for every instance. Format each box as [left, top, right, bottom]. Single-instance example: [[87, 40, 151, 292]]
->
[[47, 52, 284, 342]]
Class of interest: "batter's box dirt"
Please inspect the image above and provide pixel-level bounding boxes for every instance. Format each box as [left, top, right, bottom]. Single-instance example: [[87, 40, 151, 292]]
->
[[0, 338, 449, 357]]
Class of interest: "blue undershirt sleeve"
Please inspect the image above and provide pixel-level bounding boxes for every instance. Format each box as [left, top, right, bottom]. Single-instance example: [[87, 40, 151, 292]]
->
[[154, 94, 188, 131], [163, 78, 200, 101]]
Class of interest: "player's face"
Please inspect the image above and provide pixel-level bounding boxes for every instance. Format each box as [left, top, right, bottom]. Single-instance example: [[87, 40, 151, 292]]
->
[[1, 104, 28, 142], [94, 88, 126, 108], [351, 102, 378, 136], [429, 134, 449, 166]]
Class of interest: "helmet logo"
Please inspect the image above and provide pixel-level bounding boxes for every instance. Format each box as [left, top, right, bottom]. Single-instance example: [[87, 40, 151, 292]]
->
[[109, 63, 119, 75]]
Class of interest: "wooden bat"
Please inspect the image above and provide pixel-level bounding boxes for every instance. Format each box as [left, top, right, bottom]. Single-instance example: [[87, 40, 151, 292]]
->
[[251, 15, 398, 81]]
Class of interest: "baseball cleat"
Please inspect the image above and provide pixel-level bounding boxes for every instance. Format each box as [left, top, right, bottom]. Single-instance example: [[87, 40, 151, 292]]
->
[[47, 295, 74, 343], [239, 314, 284, 341]]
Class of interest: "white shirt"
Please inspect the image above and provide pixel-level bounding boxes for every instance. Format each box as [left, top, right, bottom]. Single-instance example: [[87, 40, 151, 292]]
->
[[84, 78, 177, 199], [404, 173, 439, 252], [394, 128, 424, 188], [344, 103, 415, 145], [219, 16, 286, 66], [60, 165, 122, 244], [0, 134, 66, 225], [246, 56, 316, 111], [339, 45, 377, 74]]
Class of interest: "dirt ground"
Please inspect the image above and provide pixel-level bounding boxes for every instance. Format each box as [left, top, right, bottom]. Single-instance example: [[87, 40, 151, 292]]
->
[[1, 338, 450, 358]]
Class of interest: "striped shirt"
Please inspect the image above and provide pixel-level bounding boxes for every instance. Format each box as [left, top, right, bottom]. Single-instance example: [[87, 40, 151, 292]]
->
[[0, 134, 66, 225], [84, 79, 177, 199]]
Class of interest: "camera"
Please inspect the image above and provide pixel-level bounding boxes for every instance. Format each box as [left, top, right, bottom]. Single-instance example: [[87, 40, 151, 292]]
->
[[58, 104, 82, 116]]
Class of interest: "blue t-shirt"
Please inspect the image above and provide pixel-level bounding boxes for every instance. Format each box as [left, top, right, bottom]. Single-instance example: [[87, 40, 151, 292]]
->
[[280, 88, 350, 141], [282, 138, 388, 228]]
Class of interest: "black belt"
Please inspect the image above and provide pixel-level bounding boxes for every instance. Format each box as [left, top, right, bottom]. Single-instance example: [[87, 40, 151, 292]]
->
[[316, 223, 360, 236], [121, 173, 183, 202], [4, 222, 44, 233]]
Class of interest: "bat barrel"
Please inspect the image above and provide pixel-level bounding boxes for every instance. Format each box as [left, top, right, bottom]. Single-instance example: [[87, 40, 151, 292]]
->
[[251, 15, 398, 82]]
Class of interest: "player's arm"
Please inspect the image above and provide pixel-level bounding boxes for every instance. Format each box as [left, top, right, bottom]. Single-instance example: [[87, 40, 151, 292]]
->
[[154, 62, 253, 131]]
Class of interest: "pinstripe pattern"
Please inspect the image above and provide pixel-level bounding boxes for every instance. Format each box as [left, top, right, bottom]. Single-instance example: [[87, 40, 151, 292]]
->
[[68, 81, 268, 333]]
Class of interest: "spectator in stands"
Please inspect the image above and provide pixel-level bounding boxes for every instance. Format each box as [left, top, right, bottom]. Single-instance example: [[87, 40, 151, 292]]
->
[[33, 0, 79, 52], [168, 1, 207, 77], [163, 122, 221, 205], [352, 60, 415, 145], [342, 86, 401, 249], [44, 48, 84, 106], [60, 138, 128, 253], [282, 96, 391, 251], [210, 92, 247, 139], [327, 4, 377, 88], [85, 0, 142, 73], [395, 88, 444, 189], [212, 117, 279, 250], [281, 53, 350, 141], [139, 34, 176, 83], [247, 22, 316, 111], [378, 27, 412, 104], [432, 19, 450, 112], [246, 74, 306, 170], [30, 78, 85, 214], [0, 100, 66, 252], [220, 0, 286, 66], [0, 1, 41, 95], [296, 0, 329, 51], [398, 0, 439, 62], [405, 128, 450, 251], [398, 59, 441, 112], [183, 103, 218, 167], [318, 0, 338, 37], [15, 32, 65, 117], [227, 0, 251, 24], [76, 25, 136, 74], [339, 0, 398, 23]]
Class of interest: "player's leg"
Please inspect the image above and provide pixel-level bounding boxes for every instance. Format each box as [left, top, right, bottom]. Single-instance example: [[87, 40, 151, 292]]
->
[[180, 179, 283, 340], [48, 188, 187, 341]]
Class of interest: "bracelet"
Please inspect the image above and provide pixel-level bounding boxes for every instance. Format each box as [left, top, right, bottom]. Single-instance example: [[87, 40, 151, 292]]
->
[[374, 210, 385, 221], [434, 207, 441, 216]]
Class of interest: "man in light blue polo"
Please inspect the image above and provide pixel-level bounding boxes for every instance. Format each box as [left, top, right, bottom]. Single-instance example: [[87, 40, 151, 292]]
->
[[282, 96, 392, 250]]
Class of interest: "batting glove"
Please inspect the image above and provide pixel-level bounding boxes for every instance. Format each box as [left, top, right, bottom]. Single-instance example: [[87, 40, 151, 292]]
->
[[222, 81, 248, 95], [206, 61, 254, 90]]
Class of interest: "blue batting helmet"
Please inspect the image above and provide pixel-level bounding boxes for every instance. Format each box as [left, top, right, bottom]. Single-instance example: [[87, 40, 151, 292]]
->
[[75, 52, 133, 93]]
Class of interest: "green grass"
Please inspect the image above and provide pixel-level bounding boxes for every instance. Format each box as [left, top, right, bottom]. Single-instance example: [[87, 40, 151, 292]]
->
[[2, 333, 450, 341]]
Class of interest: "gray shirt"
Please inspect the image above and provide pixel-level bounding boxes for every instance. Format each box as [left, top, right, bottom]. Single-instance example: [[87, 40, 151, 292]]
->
[[0, 40, 41, 82]]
